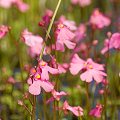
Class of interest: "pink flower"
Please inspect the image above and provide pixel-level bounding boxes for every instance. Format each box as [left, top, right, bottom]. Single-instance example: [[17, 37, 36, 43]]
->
[[69, 54, 107, 83], [101, 33, 120, 54], [71, 0, 91, 7], [56, 23, 76, 52], [59, 15, 77, 30], [87, 8, 111, 29], [0, 0, 12, 8], [74, 24, 86, 43], [28, 69, 54, 95], [21, 29, 43, 47], [46, 90, 69, 104], [0, 25, 10, 39], [89, 103, 104, 117], [38, 60, 59, 80], [99, 89, 104, 94], [55, 100, 84, 116]]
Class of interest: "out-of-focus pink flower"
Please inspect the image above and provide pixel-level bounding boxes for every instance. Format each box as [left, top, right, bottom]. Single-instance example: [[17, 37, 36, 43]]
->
[[102, 79, 109, 86], [69, 54, 107, 83], [38, 60, 59, 80], [1, 68, 6, 72], [8, 76, 15, 84], [89, 103, 104, 117], [46, 90, 69, 104], [56, 23, 76, 52], [87, 8, 111, 29], [28, 69, 54, 95], [99, 89, 104, 94], [71, 0, 91, 7], [119, 73, 120, 77], [42, 9, 54, 25], [59, 15, 77, 30], [0, 0, 29, 12], [92, 40, 98, 45], [0, 25, 10, 39], [24, 65, 29, 71], [55, 100, 84, 116], [74, 24, 86, 43], [21, 29, 43, 47], [101, 33, 120, 54]]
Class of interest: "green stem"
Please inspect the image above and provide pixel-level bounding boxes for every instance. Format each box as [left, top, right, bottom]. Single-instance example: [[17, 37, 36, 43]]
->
[[39, 0, 62, 60], [58, 110, 63, 120]]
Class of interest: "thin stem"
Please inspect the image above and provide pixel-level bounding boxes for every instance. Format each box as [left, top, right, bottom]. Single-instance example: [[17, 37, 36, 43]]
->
[[39, 0, 62, 60], [43, 90, 47, 120], [53, 99, 56, 120], [58, 110, 63, 120], [78, 109, 82, 120], [23, 104, 32, 115]]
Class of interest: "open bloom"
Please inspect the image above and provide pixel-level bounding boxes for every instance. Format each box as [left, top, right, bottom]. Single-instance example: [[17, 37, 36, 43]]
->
[[87, 8, 111, 29], [71, 0, 91, 7], [46, 90, 69, 104], [38, 60, 59, 80], [27, 69, 54, 95], [56, 23, 76, 52], [21, 29, 43, 47], [0, 25, 10, 39], [89, 103, 104, 117], [101, 33, 120, 54], [69, 54, 107, 83], [54, 100, 84, 116]]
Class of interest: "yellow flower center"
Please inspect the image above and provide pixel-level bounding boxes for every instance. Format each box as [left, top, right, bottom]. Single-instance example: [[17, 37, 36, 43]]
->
[[89, 65, 93, 69], [36, 74, 40, 79], [54, 59, 56, 61], [96, 105, 98, 108], [26, 31, 29, 35], [1, 28, 3, 31], [32, 70, 36, 73], [84, 62, 88, 66], [60, 24, 64, 28], [95, 10, 99, 15], [42, 62, 45, 66]]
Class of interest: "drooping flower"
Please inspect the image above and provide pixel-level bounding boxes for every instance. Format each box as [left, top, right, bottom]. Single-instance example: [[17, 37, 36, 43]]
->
[[74, 24, 86, 43], [54, 100, 84, 116], [71, 0, 91, 7], [89, 103, 104, 117], [0, 25, 10, 39], [56, 23, 76, 52], [59, 15, 77, 30], [69, 54, 107, 83], [38, 60, 59, 80], [101, 33, 120, 54], [87, 8, 111, 29], [21, 29, 43, 47], [46, 90, 69, 104], [28, 69, 54, 95]]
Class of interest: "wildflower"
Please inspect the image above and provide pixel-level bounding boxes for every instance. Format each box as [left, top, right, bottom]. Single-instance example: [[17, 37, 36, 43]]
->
[[56, 23, 76, 52], [59, 15, 77, 30], [69, 54, 107, 83], [0, 25, 10, 39], [71, 0, 91, 7], [46, 90, 69, 104], [74, 24, 86, 43], [8, 76, 15, 84], [38, 60, 59, 80], [28, 69, 54, 95], [54, 100, 84, 116], [89, 103, 104, 117], [0, 0, 12, 8], [99, 89, 104, 94], [21, 29, 43, 47], [87, 8, 111, 29]]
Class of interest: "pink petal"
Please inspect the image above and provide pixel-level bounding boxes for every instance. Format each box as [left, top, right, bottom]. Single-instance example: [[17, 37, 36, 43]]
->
[[58, 64, 66, 73], [64, 40, 76, 49], [27, 78, 33, 84], [41, 68, 49, 80], [46, 66, 59, 75], [56, 40, 65, 52], [94, 109, 101, 117], [46, 97, 54, 104], [89, 109, 96, 116], [29, 81, 41, 95]]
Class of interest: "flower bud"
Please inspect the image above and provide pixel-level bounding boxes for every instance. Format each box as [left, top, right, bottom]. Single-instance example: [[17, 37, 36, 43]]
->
[[92, 40, 98, 45], [18, 100, 23, 106], [8, 77, 15, 84], [23, 93, 29, 100], [107, 32, 111, 38]]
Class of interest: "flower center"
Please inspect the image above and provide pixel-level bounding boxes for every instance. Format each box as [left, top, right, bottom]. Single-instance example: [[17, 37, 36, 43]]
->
[[84, 62, 88, 66], [60, 24, 64, 28], [36, 74, 40, 79], [42, 62, 45, 66], [89, 65, 93, 69], [96, 105, 98, 108], [95, 10, 99, 15], [32, 70, 36, 73]]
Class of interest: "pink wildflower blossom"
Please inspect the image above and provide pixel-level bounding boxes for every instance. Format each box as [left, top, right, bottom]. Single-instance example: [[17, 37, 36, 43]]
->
[[56, 23, 76, 52], [0, 25, 10, 39], [38, 60, 59, 80], [87, 8, 111, 29], [21, 29, 43, 47], [0, 0, 12, 8], [74, 24, 86, 43], [71, 0, 91, 7], [54, 100, 84, 116], [28, 69, 54, 95], [89, 103, 104, 117], [46, 90, 69, 104], [69, 54, 107, 83], [101, 33, 120, 54], [59, 15, 77, 30]]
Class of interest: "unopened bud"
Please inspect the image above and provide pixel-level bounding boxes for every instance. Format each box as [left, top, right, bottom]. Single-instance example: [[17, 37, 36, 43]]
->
[[1, 68, 6, 72], [23, 93, 29, 100], [92, 40, 98, 45], [8, 77, 15, 84], [38, 21, 45, 27], [18, 100, 23, 106], [107, 32, 111, 38], [24, 65, 29, 71]]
